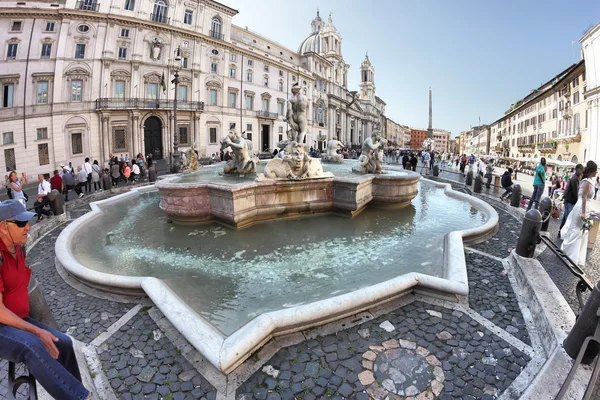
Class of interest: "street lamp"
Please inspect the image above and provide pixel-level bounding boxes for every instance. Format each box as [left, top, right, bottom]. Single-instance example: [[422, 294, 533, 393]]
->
[[171, 45, 182, 173]]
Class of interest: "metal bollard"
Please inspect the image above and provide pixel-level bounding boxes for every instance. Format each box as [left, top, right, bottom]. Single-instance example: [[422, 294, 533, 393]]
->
[[102, 173, 112, 191], [510, 184, 522, 208], [473, 174, 482, 193], [516, 209, 542, 258], [433, 165, 439, 177], [465, 170, 473, 186], [563, 282, 600, 364], [148, 167, 157, 183], [539, 197, 553, 232], [47, 189, 65, 216]]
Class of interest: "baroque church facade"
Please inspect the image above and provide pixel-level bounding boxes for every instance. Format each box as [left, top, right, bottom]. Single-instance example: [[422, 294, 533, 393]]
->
[[0, 0, 386, 178]]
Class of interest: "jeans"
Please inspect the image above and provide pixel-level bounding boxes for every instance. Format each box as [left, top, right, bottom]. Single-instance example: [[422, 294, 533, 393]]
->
[[527, 184, 545, 210], [501, 185, 513, 199], [560, 202, 575, 231], [0, 318, 89, 400], [33, 197, 51, 218]]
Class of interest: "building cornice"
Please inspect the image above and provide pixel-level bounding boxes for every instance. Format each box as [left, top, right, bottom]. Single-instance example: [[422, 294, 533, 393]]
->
[[202, 0, 238, 17], [580, 21, 600, 43]]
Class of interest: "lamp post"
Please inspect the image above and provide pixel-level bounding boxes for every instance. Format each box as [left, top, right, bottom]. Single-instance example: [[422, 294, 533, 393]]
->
[[171, 46, 182, 173]]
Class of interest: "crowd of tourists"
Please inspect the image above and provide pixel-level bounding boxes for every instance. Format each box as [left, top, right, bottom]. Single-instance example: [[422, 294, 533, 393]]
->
[[3, 153, 157, 222]]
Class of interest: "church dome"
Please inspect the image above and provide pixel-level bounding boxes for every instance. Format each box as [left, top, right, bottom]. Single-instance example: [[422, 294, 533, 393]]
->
[[298, 11, 324, 54]]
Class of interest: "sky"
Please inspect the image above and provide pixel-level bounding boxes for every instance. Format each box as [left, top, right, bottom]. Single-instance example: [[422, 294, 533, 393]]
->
[[222, 0, 600, 138]]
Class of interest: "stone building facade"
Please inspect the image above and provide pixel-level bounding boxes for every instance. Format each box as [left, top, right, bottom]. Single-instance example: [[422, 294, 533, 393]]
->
[[409, 128, 427, 150], [384, 117, 410, 148], [485, 60, 587, 165], [581, 22, 600, 164], [0, 1, 386, 179], [432, 129, 450, 153]]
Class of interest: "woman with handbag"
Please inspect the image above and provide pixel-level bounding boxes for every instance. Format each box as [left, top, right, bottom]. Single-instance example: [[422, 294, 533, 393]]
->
[[91, 160, 101, 192]]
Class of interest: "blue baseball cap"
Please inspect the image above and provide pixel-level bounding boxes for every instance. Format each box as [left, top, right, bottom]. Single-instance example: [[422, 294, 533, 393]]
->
[[0, 200, 36, 222]]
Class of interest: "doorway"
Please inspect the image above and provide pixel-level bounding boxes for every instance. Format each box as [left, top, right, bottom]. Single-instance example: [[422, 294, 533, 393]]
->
[[144, 116, 163, 159], [261, 124, 270, 152]]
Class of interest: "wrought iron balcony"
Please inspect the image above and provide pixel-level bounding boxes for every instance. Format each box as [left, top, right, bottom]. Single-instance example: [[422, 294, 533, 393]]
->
[[256, 110, 277, 119], [209, 30, 225, 41], [95, 98, 204, 111], [538, 142, 557, 150], [150, 13, 170, 24], [76, 1, 100, 11]]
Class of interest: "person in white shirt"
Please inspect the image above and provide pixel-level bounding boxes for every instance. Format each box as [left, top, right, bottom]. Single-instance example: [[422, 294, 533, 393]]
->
[[34, 174, 52, 221], [83, 157, 93, 194], [75, 167, 87, 199], [477, 158, 485, 177], [131, 163, 140, 184]]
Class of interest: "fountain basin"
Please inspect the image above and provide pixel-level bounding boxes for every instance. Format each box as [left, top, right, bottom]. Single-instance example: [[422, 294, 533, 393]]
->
[[156, 165, 420, 227], [55, 177, 498, 373]]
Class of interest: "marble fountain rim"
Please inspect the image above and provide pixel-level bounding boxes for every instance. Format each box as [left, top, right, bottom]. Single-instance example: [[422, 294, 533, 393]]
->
[[154, 165, 422, 190], [54, 178, 498, 373]]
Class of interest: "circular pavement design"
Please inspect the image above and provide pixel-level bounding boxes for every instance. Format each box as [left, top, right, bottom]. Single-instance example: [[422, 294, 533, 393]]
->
[[359, 339, 444, 399]]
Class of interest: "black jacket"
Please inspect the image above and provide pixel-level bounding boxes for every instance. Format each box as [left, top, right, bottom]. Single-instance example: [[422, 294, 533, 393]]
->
[[501, 171, 513, 188], [564, 175, 580, 205]]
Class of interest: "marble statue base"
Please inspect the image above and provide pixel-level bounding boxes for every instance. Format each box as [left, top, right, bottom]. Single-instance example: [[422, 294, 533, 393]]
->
[[321, 154, 345, 163]]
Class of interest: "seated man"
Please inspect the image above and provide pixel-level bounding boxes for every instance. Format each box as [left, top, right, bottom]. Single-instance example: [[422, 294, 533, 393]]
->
[[500, 168, 514, 201], [33, 174, 52, 222], [0, 200, 91, 399]]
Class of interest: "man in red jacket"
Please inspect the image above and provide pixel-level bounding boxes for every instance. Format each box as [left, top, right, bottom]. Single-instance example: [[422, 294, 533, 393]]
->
[[0, 200, 90, 399]]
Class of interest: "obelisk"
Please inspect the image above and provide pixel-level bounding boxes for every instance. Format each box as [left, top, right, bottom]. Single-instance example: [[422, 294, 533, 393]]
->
[[427, 87, 433, 139]]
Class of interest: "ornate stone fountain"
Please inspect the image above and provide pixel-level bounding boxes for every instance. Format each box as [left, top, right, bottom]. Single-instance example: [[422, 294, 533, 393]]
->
[[155, 83, 421, 227]]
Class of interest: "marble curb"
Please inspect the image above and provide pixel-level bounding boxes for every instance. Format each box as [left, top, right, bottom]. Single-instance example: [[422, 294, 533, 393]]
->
[[508, 250, 590, 399], [54, 179, 498, 373], [55, 185, 157, 292]]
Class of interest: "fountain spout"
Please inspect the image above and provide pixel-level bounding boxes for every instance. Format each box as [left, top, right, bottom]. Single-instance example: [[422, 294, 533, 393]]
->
[[106, 232, 114, 245]]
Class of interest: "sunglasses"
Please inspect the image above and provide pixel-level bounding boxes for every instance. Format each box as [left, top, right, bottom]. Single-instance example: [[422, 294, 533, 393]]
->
[[6, 220, 28, 228]]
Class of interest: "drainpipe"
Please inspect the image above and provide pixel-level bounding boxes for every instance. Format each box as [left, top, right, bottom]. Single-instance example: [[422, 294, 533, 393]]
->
[[23, 18, 36, 150]]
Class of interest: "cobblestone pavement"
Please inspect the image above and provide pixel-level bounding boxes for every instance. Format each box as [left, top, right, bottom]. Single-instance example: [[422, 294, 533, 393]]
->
[[0, 174, 568, 400], [237, 301, 531, 400], [98, 309, 217, 400], [465, 253, 530, 345]]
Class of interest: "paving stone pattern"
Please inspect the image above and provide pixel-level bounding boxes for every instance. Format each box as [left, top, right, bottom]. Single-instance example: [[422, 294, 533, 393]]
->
[[471, 207, 521, 259], [237, 301, 531, 400], [465, 253, 530, 345], [97, 309, 216, 400], [26, 221, 132, 343]]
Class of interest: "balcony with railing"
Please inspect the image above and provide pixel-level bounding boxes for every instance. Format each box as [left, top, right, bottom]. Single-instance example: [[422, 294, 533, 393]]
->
[[76, 1, 100, 11], [209, 30, 225, 41], [150, 13, 170, 24], [256, 110, 278, 119], [96, 98, 204, 111]]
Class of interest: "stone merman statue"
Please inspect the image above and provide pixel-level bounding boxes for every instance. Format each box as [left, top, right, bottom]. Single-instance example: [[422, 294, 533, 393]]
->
[[221, 130, 257, 175], [321, 138, 345, 163], [286, 83, 308, 145], [353, 132, 386, 174], [264, 142, 324, 180]]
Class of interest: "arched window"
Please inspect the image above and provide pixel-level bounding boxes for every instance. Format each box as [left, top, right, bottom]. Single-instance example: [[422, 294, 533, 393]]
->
[[571, 155, 578, 164], [152, 0, 167, 23], [211, 17, 222, 39]]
